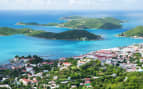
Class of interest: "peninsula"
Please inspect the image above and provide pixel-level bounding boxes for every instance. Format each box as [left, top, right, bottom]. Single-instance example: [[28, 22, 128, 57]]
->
[[119, 26, 143, 38], [0, 27, 102, 41], [16, 16, 123, 30]]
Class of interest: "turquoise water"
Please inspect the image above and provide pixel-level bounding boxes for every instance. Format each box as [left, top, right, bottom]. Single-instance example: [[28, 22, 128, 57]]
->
[[0, 10, 143, 64]]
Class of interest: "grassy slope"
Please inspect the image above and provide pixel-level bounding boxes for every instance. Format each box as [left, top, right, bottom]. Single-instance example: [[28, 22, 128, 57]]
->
[[121, 26, 143, 37]]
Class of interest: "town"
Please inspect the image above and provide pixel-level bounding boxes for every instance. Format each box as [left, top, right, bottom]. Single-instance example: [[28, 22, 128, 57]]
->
[[1, 43, 143, 89]]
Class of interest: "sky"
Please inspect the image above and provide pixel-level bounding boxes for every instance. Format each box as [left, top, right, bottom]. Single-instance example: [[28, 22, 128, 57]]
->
[[0, 0, 142, 11]]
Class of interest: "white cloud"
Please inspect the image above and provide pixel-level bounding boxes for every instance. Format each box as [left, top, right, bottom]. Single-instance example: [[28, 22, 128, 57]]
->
[[0, 0, 142, 10]]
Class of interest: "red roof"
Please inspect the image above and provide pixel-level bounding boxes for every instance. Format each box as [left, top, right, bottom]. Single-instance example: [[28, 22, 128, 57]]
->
[[63, 62, 71, 65], [96, 50, 112, 54], [42, 62, 48, 64], [32, 80, 38, 83], [79, 61, 86, 63], [60, 57, 66, 60], [22, 78, 31, 82], [48, 62, 53, 64]]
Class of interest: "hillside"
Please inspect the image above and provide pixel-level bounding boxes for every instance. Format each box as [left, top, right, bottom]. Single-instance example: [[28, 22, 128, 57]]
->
[[119, 26, 143, 37], [60, 17, 123, 30], [16, 16, 123, 30], [0, 27, 36, 35], [0, 27, 102, 41], [28, 30, 102, 41]]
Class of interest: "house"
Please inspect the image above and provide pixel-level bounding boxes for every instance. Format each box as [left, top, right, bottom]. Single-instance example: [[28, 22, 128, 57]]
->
[[61, 81, 68, 84], [26, 67, 33, 72], [53, 76, 58, 80], [105, 59, 112, 64], [13, 58, 19, 62], [59, 62, 72, 70], [77, 61, 86, 67], [30, 64, 37, 67], [63, 62, 72, 67], [19, 78, 38, 86], [70, 85, 77, 89], [20, 58, 31, 63], [59, 57, 66, 61], [73, 55, 85, 59], [32, 72, 43, 77], [32, 78, 38, 84], [48, 81, 59, 89], [19, 78, 31, 86], [85, 55, 97, 59]]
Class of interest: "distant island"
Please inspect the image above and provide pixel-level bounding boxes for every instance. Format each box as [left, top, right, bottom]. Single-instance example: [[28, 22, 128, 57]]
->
[[119, 26, 143, 38], [16, 22, 58, 26], [16, 16, 123, 30], [60, 16, 83, 20], [0, 27, 102, 41]]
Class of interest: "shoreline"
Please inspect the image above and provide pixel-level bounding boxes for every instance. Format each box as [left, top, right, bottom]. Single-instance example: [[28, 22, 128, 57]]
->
[[1, 42, 142, 68], [116, 34, 143, 39]]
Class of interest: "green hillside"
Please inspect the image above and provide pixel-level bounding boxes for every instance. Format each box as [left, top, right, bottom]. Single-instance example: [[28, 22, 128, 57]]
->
[[0, 27, 102, 41], [28, 30, 102, 40], [17, 16, 123, 30], [59, 17, 123, 30], [119, 26, 143, 37]]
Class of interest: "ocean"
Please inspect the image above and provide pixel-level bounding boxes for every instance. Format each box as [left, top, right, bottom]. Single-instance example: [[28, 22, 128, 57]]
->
[[0, 10, 143, 64]]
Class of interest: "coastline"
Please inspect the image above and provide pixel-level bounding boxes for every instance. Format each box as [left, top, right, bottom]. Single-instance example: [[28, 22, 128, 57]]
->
[[116, 35, 143, 39], [1, 42, 142, 68]]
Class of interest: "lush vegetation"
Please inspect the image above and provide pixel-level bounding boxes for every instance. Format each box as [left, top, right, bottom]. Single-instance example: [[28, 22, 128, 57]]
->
[[31, 30, 102, 40], [0, 27, 44, 36], [119, 26, 143, 37], [16, 22, 58, 26], [0, 27, 32, 35], [59, 17, 123, 30], [0, 27, 101, 40], [17, 16, 123, 30], [2, 56, 143, 89]]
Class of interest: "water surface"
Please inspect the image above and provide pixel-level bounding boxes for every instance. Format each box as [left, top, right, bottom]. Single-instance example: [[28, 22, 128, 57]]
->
[[0, 10, 143, 64]]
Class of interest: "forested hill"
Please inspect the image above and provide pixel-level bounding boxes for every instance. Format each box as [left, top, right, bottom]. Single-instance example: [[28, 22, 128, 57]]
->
[[0, 27, 102, 41], [28, 30, 102, 41]]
